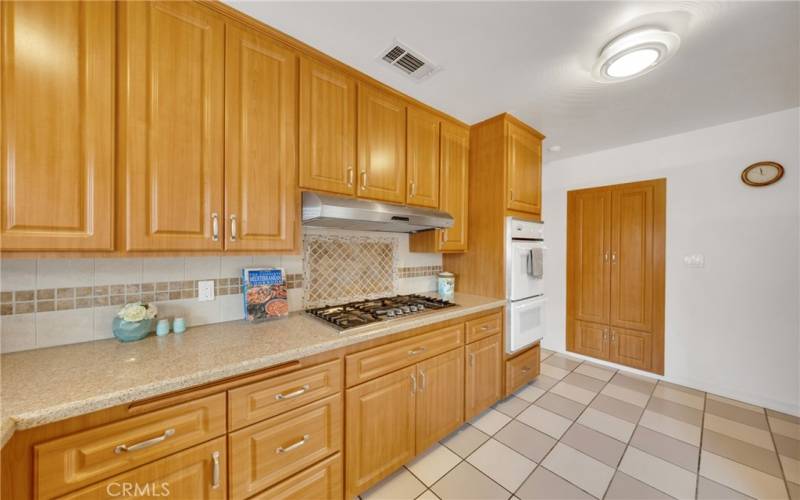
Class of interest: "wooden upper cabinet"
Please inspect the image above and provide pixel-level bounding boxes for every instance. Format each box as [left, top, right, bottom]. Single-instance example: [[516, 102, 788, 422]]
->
[[119, 1, 225, 251], [299, 58, 357, 196], [0, 1, 114, 251], [439, 122, 469, 252], [357, 84, 406, 203], [610, 184, 654, 332], [225, 23, 298, 252], [568, 188, 612, 325], [406, 107, 440, 208], [506, 121, 542, 215]]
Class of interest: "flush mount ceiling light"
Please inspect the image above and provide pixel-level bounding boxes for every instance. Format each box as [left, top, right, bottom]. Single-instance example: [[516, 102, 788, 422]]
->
[[591, 27, 680, 83]]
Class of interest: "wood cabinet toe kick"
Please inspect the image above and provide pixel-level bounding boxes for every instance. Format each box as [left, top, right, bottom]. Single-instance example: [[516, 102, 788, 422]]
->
[[2, 307, 511, 500]]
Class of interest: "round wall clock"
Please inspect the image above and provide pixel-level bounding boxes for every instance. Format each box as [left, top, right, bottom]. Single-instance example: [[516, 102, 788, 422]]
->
[[741, 161, 784, 187]]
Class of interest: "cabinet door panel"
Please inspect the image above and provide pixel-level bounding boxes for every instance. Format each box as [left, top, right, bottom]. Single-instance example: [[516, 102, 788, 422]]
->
[[357, 84, 406, 203], [439, 122, 469, 251], [60, 438, 227, 500], [611, 328, 652, 371], [346, 366, 416, 498], [120, 1, 224, 251], [465, 334, 503, 420], [406, 107, 440, 208], [610, 185, 654, 331], [1, 1, 114, 251], [568, 189, 612, 324], [416, 348, 464, 451], [225, 23, 297, 252], [506, 123, 541, 214], [573, 320, 610, 361], [299, 59, 356, 195]]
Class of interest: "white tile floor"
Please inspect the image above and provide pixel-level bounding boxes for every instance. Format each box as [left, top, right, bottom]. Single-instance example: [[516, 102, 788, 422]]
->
[[359, 349, 800, 500]]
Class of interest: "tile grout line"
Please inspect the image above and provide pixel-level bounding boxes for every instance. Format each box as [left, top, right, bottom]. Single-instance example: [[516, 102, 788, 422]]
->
[[763, 406, 793, 499], [512, 356, 611, 499], [694, 390, 708, 500]]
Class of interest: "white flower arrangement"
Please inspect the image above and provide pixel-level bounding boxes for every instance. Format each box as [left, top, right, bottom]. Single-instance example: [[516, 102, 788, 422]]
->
[[117, 302, 158, 323]]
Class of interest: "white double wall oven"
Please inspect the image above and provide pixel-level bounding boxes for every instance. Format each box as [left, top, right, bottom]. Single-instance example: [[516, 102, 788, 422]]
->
[[505, 218, 547, 354]]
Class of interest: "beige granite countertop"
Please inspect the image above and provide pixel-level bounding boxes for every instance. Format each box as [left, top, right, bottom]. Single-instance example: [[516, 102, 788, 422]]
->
[[0, 292, 505, 447]]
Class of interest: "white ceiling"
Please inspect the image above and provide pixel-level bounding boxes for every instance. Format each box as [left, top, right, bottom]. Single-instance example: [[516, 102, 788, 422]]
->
[[227, 1, 800, 160]]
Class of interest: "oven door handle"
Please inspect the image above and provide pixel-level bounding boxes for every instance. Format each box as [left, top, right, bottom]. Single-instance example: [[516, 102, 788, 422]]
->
[[526, 249, 534, 276]]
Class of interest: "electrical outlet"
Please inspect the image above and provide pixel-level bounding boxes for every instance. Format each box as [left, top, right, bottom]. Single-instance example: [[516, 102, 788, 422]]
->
[[197, 280, 215, 301]]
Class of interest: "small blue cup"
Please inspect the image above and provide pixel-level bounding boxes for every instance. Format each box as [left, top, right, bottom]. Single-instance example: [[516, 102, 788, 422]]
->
[[156, 319, 170, 336], [173, 317, 186, 334]]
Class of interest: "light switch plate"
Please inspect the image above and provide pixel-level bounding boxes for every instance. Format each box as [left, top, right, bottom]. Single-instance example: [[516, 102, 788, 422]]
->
[[683, 254, 705, 268], [198, 280, 215, 301]]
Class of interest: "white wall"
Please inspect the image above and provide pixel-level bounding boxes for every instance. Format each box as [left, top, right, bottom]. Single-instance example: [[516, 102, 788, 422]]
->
[[542, 107, 800, 415]]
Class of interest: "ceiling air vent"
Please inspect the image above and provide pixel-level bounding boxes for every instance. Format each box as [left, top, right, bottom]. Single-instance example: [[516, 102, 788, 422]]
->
[[379, 40, 440, 81]]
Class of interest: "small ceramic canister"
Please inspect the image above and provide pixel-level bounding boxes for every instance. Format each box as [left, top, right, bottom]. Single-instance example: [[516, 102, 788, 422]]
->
[[437, 272, 455, 301], [173, 317, 186, 334], [156, 319, 170, 336]]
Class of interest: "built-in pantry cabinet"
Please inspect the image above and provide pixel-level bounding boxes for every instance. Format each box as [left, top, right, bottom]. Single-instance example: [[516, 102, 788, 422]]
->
[[2, 0, 500, 255], [1, 308, 525, 500], [566, 179, 666, 374]]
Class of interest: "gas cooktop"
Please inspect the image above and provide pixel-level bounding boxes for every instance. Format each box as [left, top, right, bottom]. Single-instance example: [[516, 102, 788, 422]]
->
[[306, 294, 456, 330]]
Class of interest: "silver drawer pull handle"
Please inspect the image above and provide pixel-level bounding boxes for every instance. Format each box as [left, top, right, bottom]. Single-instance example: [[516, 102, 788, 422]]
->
[[211, 213, 219, 241], [408, 347, 426, 356], [230, 214, 238, 241], [276, 434, 310, 454], [275, 384, 310, 401], [211, 451, 220, 489], [480, 325, 490, 331], [521, 367, 531, 373], [114, 428, 175, 454]]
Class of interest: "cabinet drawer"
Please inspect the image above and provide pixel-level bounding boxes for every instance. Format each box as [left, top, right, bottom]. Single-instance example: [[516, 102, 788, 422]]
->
[[506, 345, 540, 395], [36, 393, 226, 499], [228, 359, 342, 430], [465, 312, 502, 343], [346, 324, 464, 387], [229, 393, 342, 498], [250, 453, 343, 500], [58, 437, 227, 500]]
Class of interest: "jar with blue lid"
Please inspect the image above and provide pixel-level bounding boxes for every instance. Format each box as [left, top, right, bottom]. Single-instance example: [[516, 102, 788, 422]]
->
[[437, 272, 455, 301]]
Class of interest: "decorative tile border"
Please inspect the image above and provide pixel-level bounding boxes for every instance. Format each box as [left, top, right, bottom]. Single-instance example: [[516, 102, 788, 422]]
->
[[0, 274, 304, 316], [397, 265, 443, 279]]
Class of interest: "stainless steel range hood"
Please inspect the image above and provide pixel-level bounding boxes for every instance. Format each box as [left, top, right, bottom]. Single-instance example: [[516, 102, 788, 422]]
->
[[302, 192, 453, 233]]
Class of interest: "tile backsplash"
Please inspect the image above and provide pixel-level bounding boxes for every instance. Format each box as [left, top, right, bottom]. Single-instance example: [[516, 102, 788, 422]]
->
[[0, 228, 442, 353]]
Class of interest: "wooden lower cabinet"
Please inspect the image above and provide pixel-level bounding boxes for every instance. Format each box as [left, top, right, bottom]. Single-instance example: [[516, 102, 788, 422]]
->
[[229, 394, 342, 499], [465, 334, 503, 420], [345, 366, 417, 498], [611, 327, 652, 371], [415, 348, 464, 452], [250, 453, 342, 500], [505, 344, 540, 395], [572, 320, 610, 360], [60, 437, 226, 499]]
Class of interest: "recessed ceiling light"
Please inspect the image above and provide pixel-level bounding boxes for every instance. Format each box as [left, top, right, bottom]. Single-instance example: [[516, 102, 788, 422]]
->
[[548, 145, 562, 152], [591, 27, 680, 83]]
